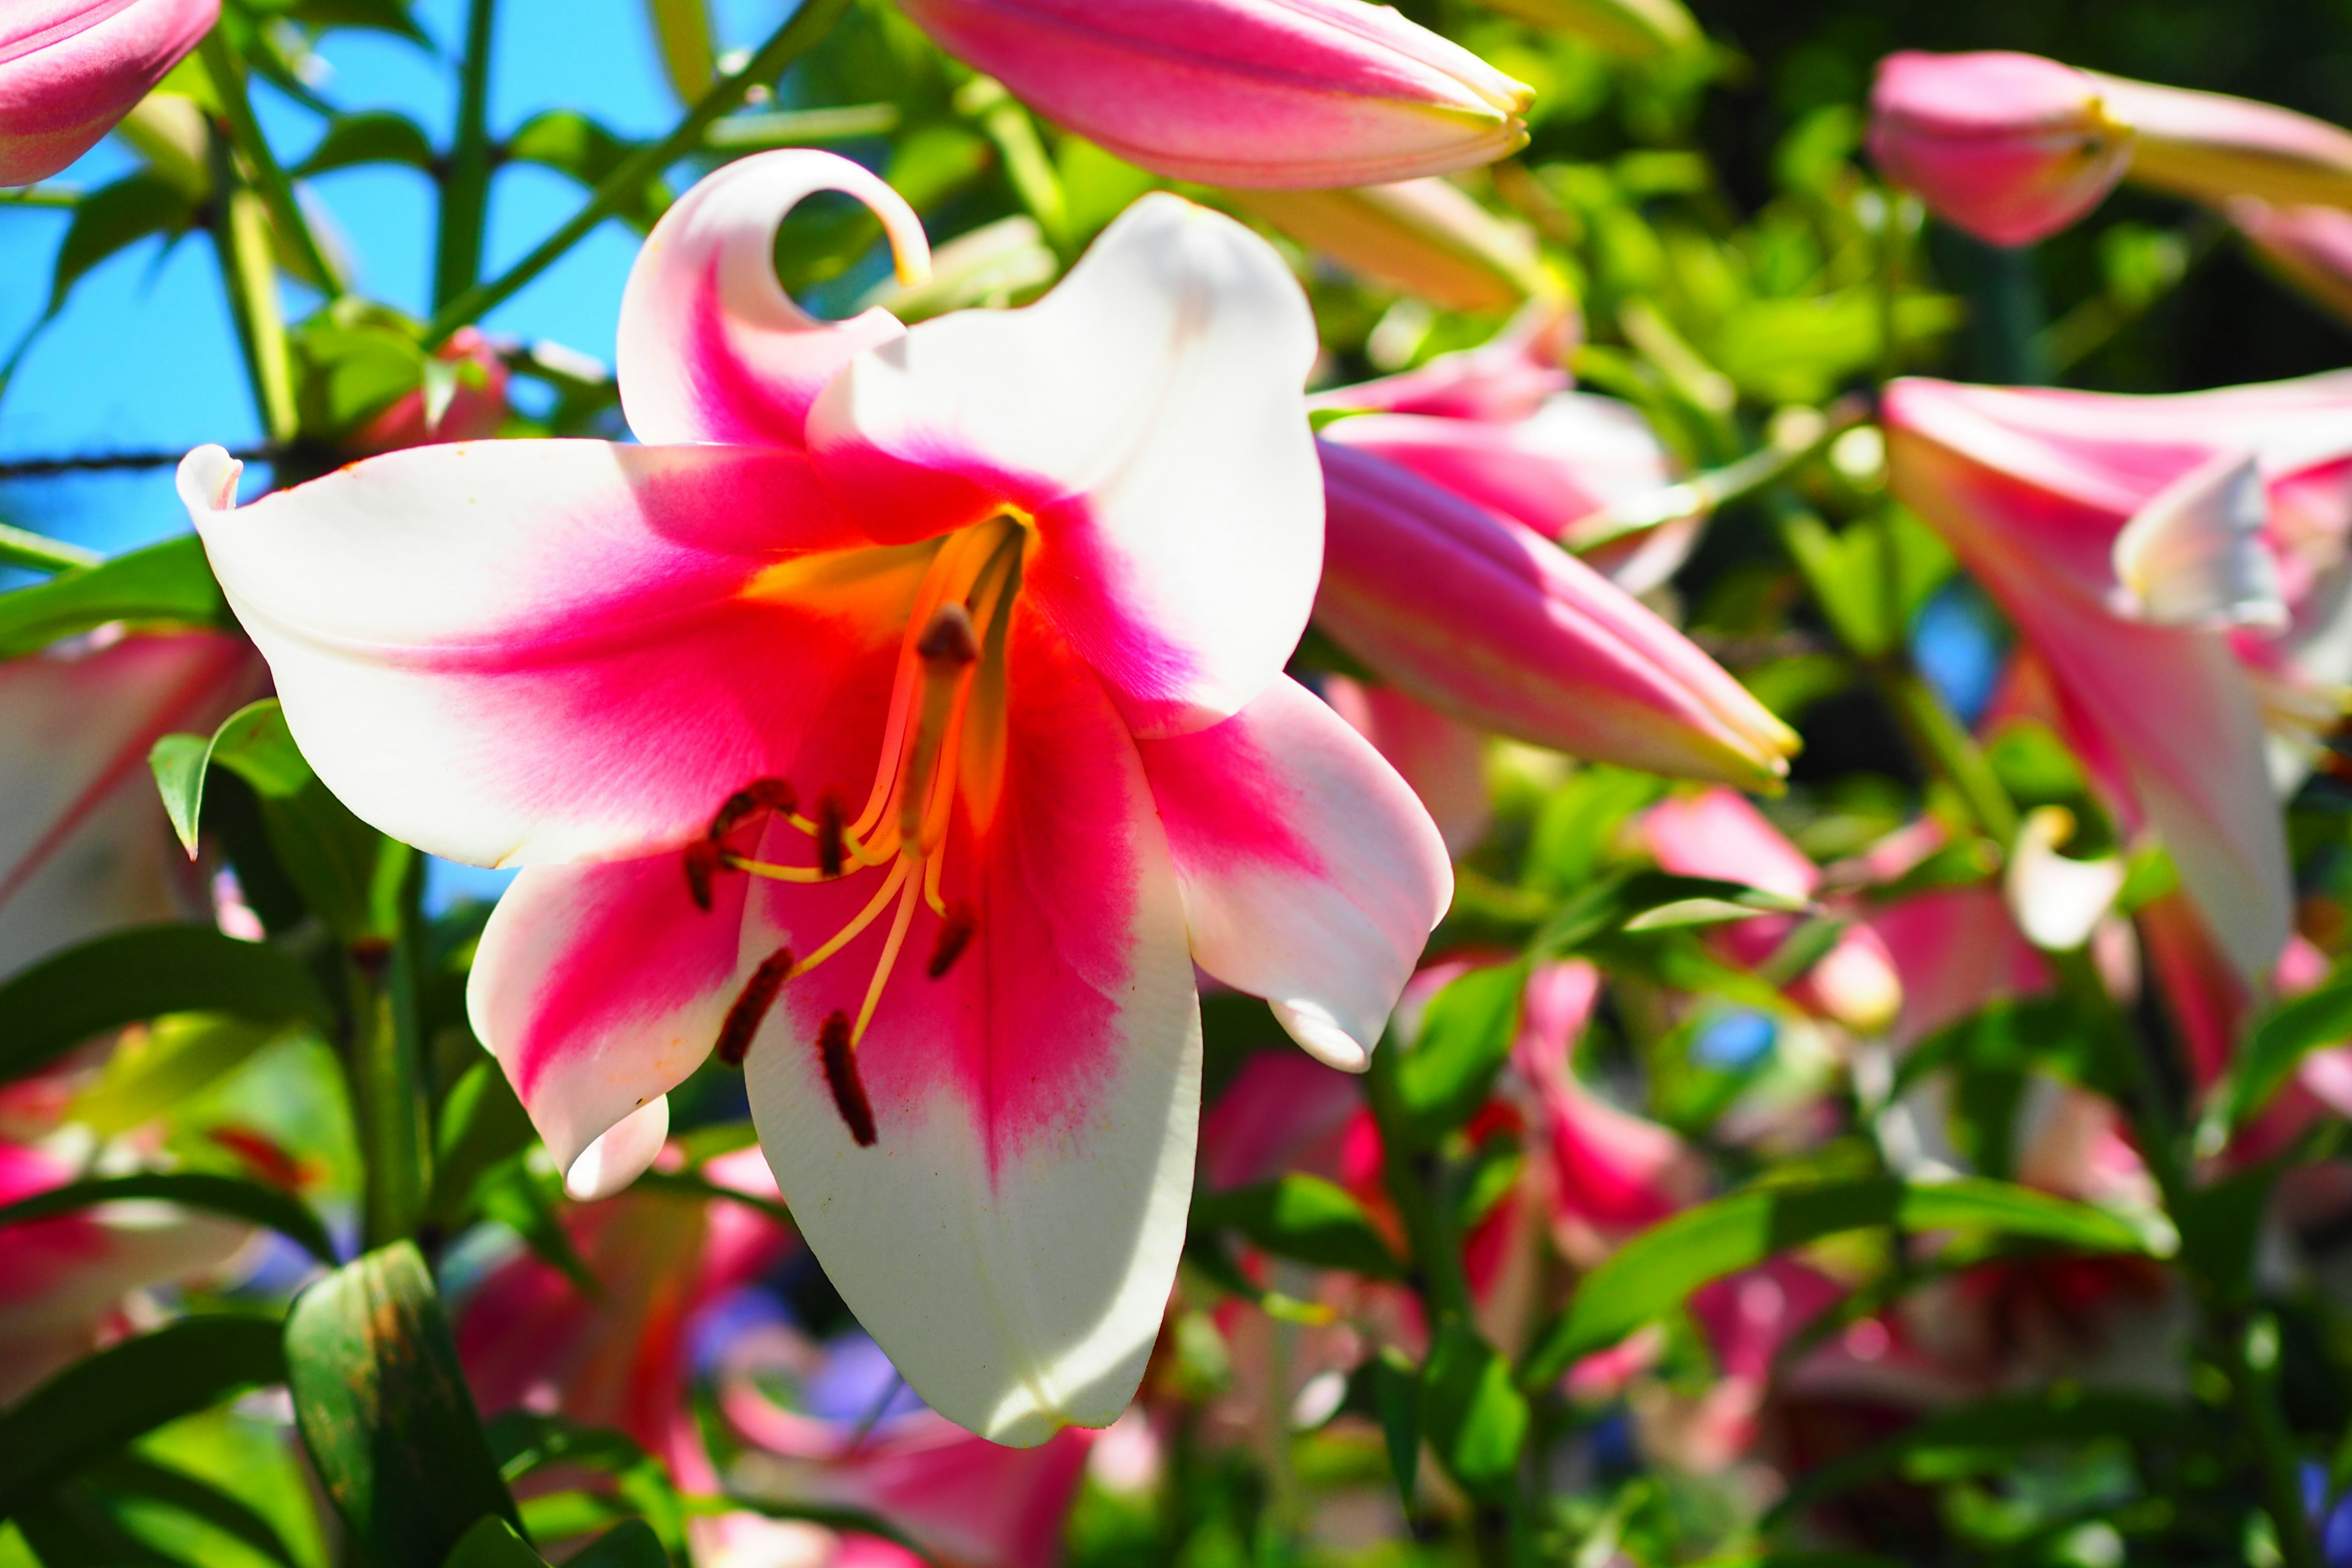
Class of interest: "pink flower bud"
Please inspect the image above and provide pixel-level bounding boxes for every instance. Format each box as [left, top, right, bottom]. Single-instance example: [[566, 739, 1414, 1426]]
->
[[1866, 50, 2132, 246], [2095, 71, 2352, 214], [348, 328, 512, 454], [2230, 198, 2352, 325], [1, 0, 221, 187], [894, 0, 1532, 188], [1315, 441, 1798, 787]]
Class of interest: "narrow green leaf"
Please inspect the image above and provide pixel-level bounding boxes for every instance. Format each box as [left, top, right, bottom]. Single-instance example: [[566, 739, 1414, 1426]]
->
[[0, 535, 228, 658], [0, 924, 333, 1085], [2219, 973, 2352, 1133], [83, 1453, 304, 1568], [48, 172, 200, 313], [1520, 1177, 2162, 1387], [0, 1316, 287, 1521], [1418, 1320, 1527, 1502], [641, 0, 715, 104], [486, 1413, 685, 1562], [149, 698, 326, 858], [1192, 1175, 1403, 1279], [0, 1172, 336, 1265], [69, 1012, 298, 1136], [443, 1515, 548, 1568], [149, 733, 213, 855], [568, 1519, 666, 1568], [1381, 961, 1527, 1150], [505, 111, 669, 231], [286, 1243, 519, 1568], [472, 1155, 600, 1297], [295, 111, 437, 177], [1368, 1349, 1420, 1510]]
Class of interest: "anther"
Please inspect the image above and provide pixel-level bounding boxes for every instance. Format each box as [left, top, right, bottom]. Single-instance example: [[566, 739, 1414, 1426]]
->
[[715, 946, 794, 1066], [816, 794, 847, 879], [710, 776, 797, 840], [926, 900, 977, 979], [818, 1011, 877, 1146], [684, 839, 723, 912], [916, 601, 979, 669]]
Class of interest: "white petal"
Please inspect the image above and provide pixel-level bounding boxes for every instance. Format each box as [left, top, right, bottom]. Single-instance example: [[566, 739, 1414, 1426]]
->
[[2111, 451, 2288, 628], [562, 1096, 671, 1200], [2003, 807, 2128, 952]]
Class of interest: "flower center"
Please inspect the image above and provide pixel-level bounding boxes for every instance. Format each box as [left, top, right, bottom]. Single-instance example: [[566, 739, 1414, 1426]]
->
[[688, 518, 1026, 1145]]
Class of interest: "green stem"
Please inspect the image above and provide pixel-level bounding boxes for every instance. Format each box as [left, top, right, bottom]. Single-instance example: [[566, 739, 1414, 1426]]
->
[[1568, 394, 1870, 552], [432, 0, 499, 311], [197, 33, 344, 299], [0, 186, 80, 208], [0, 521, 99, 574], [1366, 1052, 1474, 1323], [1875, 663, 2019, 845], [206, 131, 299, 447], [423, 0, 851, 347], [345, 947, 432, 1251]]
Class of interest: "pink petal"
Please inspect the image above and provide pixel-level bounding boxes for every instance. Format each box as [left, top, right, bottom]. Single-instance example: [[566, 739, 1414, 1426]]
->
[[1865, 887, 2051, 1050], [0, 631, 258, 978], [1642, 788, 1819, 903], [741, 611, 1200, 1444], [1137, 675, 1451, 1071], [2094, 70, 2352, 211], [1308, 301, 1575, 423], [804, 1418, 1095, 1568], [0, 0, 220, 186], [182, 439, 902, 867], [808, 194, 1323, 737], [617, 150, 932, 448], [1320, 675, 1492, 858]]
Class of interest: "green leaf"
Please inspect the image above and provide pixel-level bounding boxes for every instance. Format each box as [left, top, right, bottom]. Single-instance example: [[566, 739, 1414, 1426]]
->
[[2215, 971, 2352, 1135], [295, 111, 435, 176], [0, 1316, 287, 1521], [150, 699, 327, 855], [48, 172, 200, 314], [0, 535, 228, 659], [1378, 960, 1527, 1150], [1418, 1321, 1527, 1502], [1536, 870, 1808, 959], [82, 1453, 304, 1568], [69, 1012, 300, 1135], [285, 1243, 520, 1568], [565, 1519, 666, 1568], [505, 111, 669, 232], [0, 1172, 337, 1266], [1366, 1348, 1420, 1510], [1520, 1177, 2164, 1387], [486, 1414, 685, 1563], [1763, 1388, 2185, 1527], [428, 1060, 538, 1229], [443, 1516, 547, 1568], [641, 0, 714, 104], [471, 1155, 599, 1297], [0, 924, 333, 1085], [1192, 1175, 1403, 1279]]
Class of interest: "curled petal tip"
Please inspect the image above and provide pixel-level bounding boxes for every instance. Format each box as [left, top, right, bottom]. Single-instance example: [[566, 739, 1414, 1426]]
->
[[1273, 998, 1374, 1073], [176, 445, 243, 517]]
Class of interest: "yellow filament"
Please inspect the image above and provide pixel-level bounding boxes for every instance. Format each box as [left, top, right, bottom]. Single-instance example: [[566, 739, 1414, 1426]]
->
[[853, 865, 924, 1045], [723, 856, 831, 883], [793, 856, 911, 978]]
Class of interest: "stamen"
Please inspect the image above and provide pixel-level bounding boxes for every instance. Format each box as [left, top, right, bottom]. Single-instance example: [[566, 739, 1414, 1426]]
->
[[794, 856, 912, 976], [927, 900, 977, 979], [711, 777, 797, 840], [852, 868, 923, 1044], [715, 946, 794, 1066], [818, 1011, 877, 1146], [722, 854, 831, 884], [684, 839, 723, 911], [899, 604, 979, 843], [816, 794, 847, 879]]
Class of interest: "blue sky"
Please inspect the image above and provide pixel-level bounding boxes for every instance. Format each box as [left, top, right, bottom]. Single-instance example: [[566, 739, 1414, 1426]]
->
[[0, 0, 794, 557]]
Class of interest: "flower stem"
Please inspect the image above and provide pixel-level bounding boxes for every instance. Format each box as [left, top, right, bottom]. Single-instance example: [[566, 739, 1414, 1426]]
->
[[197, 32, 345, 299], [422, 0, 853, 347], [345, 933, 432, 1252], [205, 129, 299, 447], [432, 0, 499, 311], [0, 521, 99, 574]]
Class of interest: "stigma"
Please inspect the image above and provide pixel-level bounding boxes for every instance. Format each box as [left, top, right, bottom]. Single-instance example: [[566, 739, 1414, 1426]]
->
[[690, 518, 1023, 1144]]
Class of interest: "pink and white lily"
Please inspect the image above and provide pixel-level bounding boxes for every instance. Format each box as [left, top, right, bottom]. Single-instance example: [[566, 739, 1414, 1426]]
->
[[0, 630, 259, 978], [181, 150, 1452, 1445], [0, 0, 220, 187], [1882, 372, 2352, 979]]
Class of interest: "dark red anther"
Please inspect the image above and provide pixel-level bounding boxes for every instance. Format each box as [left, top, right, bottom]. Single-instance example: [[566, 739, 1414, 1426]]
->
[[684, 839, 723, 911], [818, 1011, 877, 1146], [926, 900, 978, 979], [710, 776, 799, 841], [816, 794, 846, 879], [715, 946, 794, 1066]]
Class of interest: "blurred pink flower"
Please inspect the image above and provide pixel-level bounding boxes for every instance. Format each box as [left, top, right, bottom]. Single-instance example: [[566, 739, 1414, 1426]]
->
[[1866, 51, 2131, 246], [0, 630, 260, 979], [0, 0, 219, 186], [893, 0, 1532, 188], [1321, 676, 1492, 856], [1883, 373, 2352, 978], [349, 328, 512, 454], [1310, 304, 1576, 424]]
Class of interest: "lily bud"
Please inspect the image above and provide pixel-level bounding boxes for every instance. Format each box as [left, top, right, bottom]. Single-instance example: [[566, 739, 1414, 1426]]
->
[[894, 0, 1533, 189], [2094, 70, 2352, 215], [1, 0, 220, 186], [1315, 441, 1798, 788], [1224, 176, 1545, 311], [2230, 198, 2352, 325], [348, 328, 511, 454], [1866, 50, 2132, 246]]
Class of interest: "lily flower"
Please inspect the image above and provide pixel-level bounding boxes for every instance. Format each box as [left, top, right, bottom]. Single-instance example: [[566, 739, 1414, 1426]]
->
[[892, 0, 1532, 189], [1882, 372, 2352, 978], [2230, 198, 2352, 328], [181, 150, 1452, 1445], [1315, 440, 1799, 788], [1320, 676, 1492, 856], [0, 0, 219, 186], [1, 630, 260, 978], [1869, 50, 2352, 246]]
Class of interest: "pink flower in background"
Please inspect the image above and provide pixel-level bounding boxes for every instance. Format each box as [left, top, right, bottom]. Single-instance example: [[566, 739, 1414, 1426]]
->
[[1316, 440, 1800, 788], [349, 328, 513, 454], [1866, 51, 2132, 246], [0, 0, 219, 186], [1310, 303, 1576, 424], [0, 1136, 249, 1402], [1321, 676, 1493, 856], [184, 150, 1450, 1444], [2230, 198, 2352, 327], [1864, 887, 2051, 1051], [1643, 790, 1904, 1036], [2091, 69, 2352, 216], [1883, 373, 2352, 979], [0, 630, 260, 979], [892, 0, 1532, 188]]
